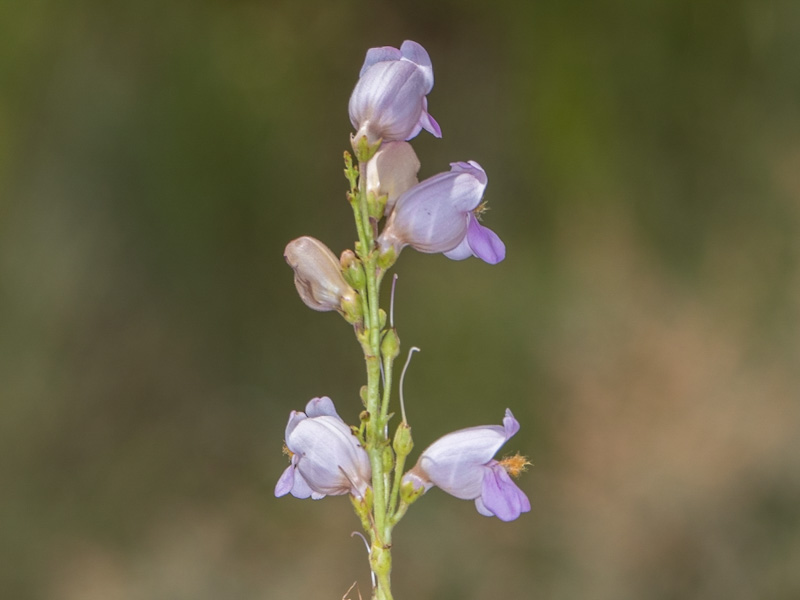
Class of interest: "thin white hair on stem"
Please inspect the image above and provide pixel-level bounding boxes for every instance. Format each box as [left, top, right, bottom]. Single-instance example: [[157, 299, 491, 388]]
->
[[350, 532, 375, 588], [390, 273, 399, 328], [399, 346, 421, 424]]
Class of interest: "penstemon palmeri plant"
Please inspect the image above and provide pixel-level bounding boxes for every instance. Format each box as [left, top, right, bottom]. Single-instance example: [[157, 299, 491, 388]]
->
[[276, 40, 531, 600]]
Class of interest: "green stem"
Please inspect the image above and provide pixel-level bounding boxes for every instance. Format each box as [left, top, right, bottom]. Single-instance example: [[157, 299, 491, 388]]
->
[[388, 450, 406, 520], [379, 345, 395, 421], [352, 160, 393, 600], [350, 197, 369, 257]]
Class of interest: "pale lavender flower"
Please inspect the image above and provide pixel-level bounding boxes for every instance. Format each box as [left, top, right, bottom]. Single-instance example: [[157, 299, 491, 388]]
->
[[402, 409, 530, 521], [377, 161, 505, 264], [275, 397, 371, 500], [349, 40, 442, 143]]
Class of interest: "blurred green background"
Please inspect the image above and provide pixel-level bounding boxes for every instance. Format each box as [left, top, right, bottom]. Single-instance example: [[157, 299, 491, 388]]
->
[[2, 1, 799, 598]]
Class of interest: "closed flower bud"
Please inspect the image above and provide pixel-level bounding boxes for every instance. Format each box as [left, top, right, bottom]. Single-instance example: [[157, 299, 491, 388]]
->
[[377, 161, 505, 264], [365, 141, 421, 215], [402, 409, 530, 521], [285, 236, 359, 315], [275, 397, 372, 500], [380, 328, 400, 360], [349, 40, 442, 144], [393, 422, 414, 458], [340, 249, 366, 290]]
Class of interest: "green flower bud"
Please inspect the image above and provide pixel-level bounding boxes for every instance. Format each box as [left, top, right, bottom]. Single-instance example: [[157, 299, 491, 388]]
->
[[381, 328, 400, 361], [392, 422, 413, 458], [340, 249, 366, 289]]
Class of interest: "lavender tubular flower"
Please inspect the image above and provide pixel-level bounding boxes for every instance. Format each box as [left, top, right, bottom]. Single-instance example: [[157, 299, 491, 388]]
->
[[349, 40, 442, 143], [275, 397, 371, 500], [402, 409, 530, 521], [377, 160, 506, 264]]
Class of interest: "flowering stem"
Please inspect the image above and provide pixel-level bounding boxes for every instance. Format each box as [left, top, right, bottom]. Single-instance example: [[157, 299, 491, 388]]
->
[[352, 156, 395, 600]]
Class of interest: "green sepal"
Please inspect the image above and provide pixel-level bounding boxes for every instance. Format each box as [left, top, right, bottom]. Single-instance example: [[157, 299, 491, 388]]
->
[[377, 245, 397, 270], [350, 489, 373, 533], [351, 133, 381, 163], [399, 478, 425, 505], [340, 293, 363, 325], [367, 191, 387, 221]]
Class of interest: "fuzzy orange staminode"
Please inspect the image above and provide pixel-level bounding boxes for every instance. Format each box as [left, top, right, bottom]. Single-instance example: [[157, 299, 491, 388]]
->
[[499, 453, 531, 478]]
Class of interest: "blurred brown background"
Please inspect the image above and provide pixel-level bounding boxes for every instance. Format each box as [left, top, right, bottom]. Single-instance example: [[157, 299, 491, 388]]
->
[[2, 1, 799, 599]]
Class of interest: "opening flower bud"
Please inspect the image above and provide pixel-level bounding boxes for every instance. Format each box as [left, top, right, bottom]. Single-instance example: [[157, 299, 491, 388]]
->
[[285, 236, 360, 316], [365, 141, 421, 216]]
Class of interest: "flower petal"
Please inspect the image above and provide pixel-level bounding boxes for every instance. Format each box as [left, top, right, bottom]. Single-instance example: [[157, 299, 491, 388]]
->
[[305, 396, 339, 419], [400, 40, 433, 90], [442, 233, 473, 261], [503, 408, 520, 439], [450, 160, 488, 186], [360, 46, 402, 76], [415, 97, 442, 139], [466, 216, 506, 264], [289, 469, 315, 499], [284, 410, 307, 441], [274, 465, 295, 497], [479, 463, 531, 521], [415, 423, 509, 499]]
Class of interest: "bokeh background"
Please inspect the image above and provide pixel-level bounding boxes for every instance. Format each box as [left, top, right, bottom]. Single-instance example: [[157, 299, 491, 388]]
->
[[2, 1, 799, 599]]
